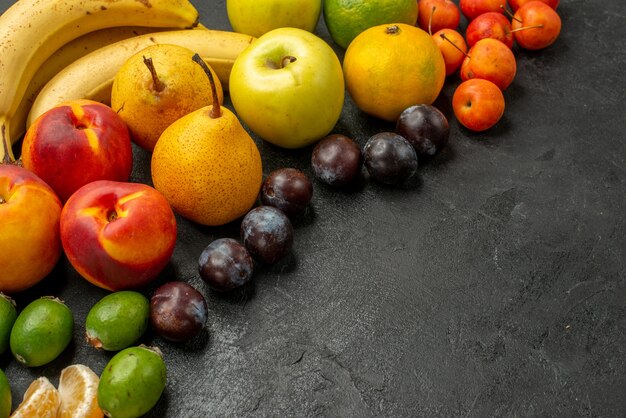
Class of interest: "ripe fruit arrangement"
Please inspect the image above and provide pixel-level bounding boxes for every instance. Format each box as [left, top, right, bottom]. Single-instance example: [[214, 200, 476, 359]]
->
[[415, 0, 563, 132], [0, 0, 566, 416], [0, 0, 200, 162]]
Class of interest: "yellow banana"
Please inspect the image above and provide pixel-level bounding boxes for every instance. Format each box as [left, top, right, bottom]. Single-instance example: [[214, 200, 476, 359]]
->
[[27, 29, 255, 128], [0, 0, 199, 162], [10, 26, 181, 144]]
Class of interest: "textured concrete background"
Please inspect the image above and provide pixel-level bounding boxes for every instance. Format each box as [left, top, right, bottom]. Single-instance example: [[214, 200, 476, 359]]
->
[[2, 0, 625, 416]]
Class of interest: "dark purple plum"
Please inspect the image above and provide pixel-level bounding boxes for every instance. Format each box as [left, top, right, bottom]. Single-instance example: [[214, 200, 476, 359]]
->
[[396, 104, 449, 158], [260, 168, 313, 218], [198, 238, 254, 292], [311, 134, 362, 187], [363, 132, 418, 185], [240, 206, 293, 265], [150, 281, 207, 342]]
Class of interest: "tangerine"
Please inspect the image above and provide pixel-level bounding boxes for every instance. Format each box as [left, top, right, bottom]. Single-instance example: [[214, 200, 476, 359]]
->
[[343, 23, 446, 122], [58, 365, 103, 418], [10, 377, 61, 418]]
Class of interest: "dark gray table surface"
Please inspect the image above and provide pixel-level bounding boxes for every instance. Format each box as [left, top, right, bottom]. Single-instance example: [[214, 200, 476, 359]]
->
[[1, 0, 625, 416]]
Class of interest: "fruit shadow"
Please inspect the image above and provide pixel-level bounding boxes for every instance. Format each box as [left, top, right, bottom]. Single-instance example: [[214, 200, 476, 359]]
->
[[9, 257, 72, 307], [456, 114, 513, 144], [141, 324, 211, 355], [203, 250, 298, 305], [363, 164, 424, 193], [418, 143, 457, 173], [0, 353, 11, 370], [297, 194, 318, 218], [314, 165, 370, 196], [149, 390, 170, 418]]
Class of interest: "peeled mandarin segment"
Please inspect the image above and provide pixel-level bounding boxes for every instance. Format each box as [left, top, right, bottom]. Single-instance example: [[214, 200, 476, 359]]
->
[[11, 377, 61, 418], [58, 364, 103, 418]]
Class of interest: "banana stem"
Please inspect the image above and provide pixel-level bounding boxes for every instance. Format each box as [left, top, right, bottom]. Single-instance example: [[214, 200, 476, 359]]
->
[[1, 122, 16, 164], [192, 53, 221, 119]]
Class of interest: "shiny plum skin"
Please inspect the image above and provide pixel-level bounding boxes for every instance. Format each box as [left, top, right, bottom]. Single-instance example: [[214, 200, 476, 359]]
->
[[150, 281, 207, 342], [260, 168, 313, 218], [240, 206, 293, 265], [363, 132, 418, 185], [396, 104, 450, 159], [198, 238, 254, 292], [311, 134, 363, 187]]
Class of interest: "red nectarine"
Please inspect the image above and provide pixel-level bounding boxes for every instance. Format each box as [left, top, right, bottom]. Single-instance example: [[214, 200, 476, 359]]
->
[[60, 180, 177, 291], [22, 99, 133, 202], [0, 164, 62, 293]]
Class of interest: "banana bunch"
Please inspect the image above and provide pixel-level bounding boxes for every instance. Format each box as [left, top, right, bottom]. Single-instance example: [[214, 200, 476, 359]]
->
[[10, 26, 176, 145], [0, 0, 255, 162], [27, 28, 255, 127]]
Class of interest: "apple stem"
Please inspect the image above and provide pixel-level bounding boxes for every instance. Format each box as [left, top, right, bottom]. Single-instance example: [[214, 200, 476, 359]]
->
[[510, 24, 544, 33], [440, 32, 470, 58], [500, 4, 522, 22], [429, 6, 436, 35], [265, 56, 297, 69], [1, 123, 16, 165], [192, 53, 221, 119], [281, 56, 297, 68], [143, 56, 165, 93]]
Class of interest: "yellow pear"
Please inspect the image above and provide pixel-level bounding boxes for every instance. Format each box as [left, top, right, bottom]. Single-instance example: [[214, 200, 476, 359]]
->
[[151, 54, 262, 226], [111, 44, 224, 151]]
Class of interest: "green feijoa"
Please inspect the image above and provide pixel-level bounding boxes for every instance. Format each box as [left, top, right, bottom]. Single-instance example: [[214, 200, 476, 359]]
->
[[0, 368, 10, 418], [98, 345, 167, 418], [9, 296, 74, 367], [85, 291, 149, 351], [0, 293, 17, 355]]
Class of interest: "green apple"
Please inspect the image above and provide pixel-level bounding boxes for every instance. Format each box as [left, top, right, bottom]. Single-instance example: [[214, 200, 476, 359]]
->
[[229, 27, 345, 149], [227, 0, 322, 38]]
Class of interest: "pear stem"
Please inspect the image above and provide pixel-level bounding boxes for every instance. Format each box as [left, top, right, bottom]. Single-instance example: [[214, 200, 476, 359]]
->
[[440, 32, 470, 58], [510, 24, 544, 33], [429, 6, 436, 36], [1, 124, 16, 165], [192, 53, 221, 119], [143, 56, 165, 93]]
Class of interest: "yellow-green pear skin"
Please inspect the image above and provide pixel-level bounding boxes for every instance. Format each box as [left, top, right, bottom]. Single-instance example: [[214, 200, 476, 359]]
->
[[151, 105, 263, 226], [112, 44, 223, 151]]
